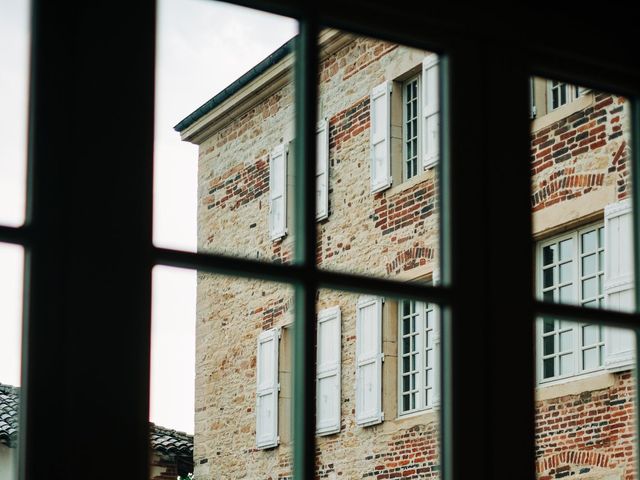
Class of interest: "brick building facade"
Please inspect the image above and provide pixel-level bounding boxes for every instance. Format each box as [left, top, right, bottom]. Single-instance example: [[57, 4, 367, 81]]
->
[[176, 31, 635, 480]]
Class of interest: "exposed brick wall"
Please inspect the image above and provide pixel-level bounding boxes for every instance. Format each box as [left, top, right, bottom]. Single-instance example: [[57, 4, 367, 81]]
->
[[535, 372, 636, 480], [531, 94, 631, 211]]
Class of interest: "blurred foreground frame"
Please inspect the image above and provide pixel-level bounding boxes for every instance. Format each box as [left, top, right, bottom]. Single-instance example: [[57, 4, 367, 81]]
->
[[5, 1, 640, 480]]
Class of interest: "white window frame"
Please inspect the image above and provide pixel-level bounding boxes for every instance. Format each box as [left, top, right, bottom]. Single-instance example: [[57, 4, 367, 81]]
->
[[402, 74, 421, 181], [397, 300, 439, 416], [536, 223, 606, 384], [546, 80, 582, 112]]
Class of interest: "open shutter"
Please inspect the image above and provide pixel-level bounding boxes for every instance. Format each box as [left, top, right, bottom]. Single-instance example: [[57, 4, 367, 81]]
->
[[355, 296, 384, 426], [316, 119, 329, 220], [422, 55, 440, 169], [604, 200, 636, 371], [269, 144, 287, 240], [316, 306, 341, 435], [256, 328, 280, 448], [529, 78, 537, 119], [370, 82, 392, 192]]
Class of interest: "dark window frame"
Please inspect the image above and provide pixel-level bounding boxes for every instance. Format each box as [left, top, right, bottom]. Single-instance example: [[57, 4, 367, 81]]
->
[[0, 2, 639, 480]]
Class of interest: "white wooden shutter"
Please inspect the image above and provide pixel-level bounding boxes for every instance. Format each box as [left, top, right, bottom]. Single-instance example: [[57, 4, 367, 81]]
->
[[529, 78, 537, 119], [316, 306, 341, 435], [256, 328, 280, 448], [422, 55, 440, 169], [269, 144, 287, 240], [316, 119, 329, 220], [370, 82, 392, 192], [604, 200, 636, 371], [355, 296, 384, 426]]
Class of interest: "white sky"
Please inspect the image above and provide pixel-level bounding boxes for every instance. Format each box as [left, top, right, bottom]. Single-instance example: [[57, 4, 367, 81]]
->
[[1, 0, 297, 435]]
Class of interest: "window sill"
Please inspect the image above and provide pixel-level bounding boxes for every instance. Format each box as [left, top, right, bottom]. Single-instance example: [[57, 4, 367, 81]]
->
[[394, 407, 439, 424], [531, 93, 594, 133], [386, 167, 435, 197], [536, 370, 615, 401]]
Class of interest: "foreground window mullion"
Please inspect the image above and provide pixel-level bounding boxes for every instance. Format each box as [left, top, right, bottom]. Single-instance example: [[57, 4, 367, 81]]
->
[[292, 14, 320, 480]]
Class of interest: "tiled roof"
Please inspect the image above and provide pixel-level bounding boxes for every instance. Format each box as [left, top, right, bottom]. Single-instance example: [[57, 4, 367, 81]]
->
[[150, 423, 194, 457], [0, 384, 18, 448], [0, 383, 193, 460]]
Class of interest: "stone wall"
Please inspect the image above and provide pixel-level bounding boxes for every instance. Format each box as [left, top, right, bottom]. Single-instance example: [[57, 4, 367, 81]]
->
[[194, 34, 634, 479]]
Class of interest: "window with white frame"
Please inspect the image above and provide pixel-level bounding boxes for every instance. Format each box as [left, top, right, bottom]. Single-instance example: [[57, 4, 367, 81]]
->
[[547, 80, 586, 111], [536, 205, 636, 384], [402, 75, 420, 180], [538, 224, 605, 381], [369, 54, 439, 192], [398, 300, 439, 414]]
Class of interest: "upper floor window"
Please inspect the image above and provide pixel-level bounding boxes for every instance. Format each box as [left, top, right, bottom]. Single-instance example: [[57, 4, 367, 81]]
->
[[369, 54, 439, 192], [547, 80, 581, 111], [398, 300, 439, 415], [402, 75, 420, 180]]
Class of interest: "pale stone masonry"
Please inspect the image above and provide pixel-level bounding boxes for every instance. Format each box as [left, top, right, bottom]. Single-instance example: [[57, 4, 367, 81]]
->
[[178, 30, 635, 480]]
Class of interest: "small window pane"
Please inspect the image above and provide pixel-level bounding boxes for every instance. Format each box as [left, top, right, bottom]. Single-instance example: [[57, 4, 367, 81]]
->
[[559, 239, 572, 261], [543, 318, 555, 333], [583, 348, 599, 370], [543, 267, 555, 288], [543, 335, 555, 356], [581, 230, 597, 253], [543, 245, 556, 266], [560, 354, 573, 375], [543, 358, 555, 378], [559, 285, 573, 303], [582, 254, 596, 276], [582, 277, 597, 300], [559, 262, 572, 283], [559, 331, 573, 352], [582, 325, 599, 345]]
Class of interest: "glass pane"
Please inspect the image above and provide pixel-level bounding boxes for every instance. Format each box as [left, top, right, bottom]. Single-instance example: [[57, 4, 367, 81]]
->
[[582, 324, 599, 345], [582, 254, 596, 276], [582, 277, 597, 300], [543, 245, 555, 266], [155, 269, 296, 477], [154, 0, 297, 258], [582, 347, 599, 370], [559, 239, 572, 261], [559, 331, 573, 352], [0, 244, 24, 480], [581, 230, 597, 253], [559, 354, 573, 375], [316, 31, 441, 284], [559, 285, 573, 303], [559, 262, 572, 283], [543, 267, 555, 288], [150, 266, 196, 478], [0, 2, 29, 227], [543, 335, 555, 356]]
